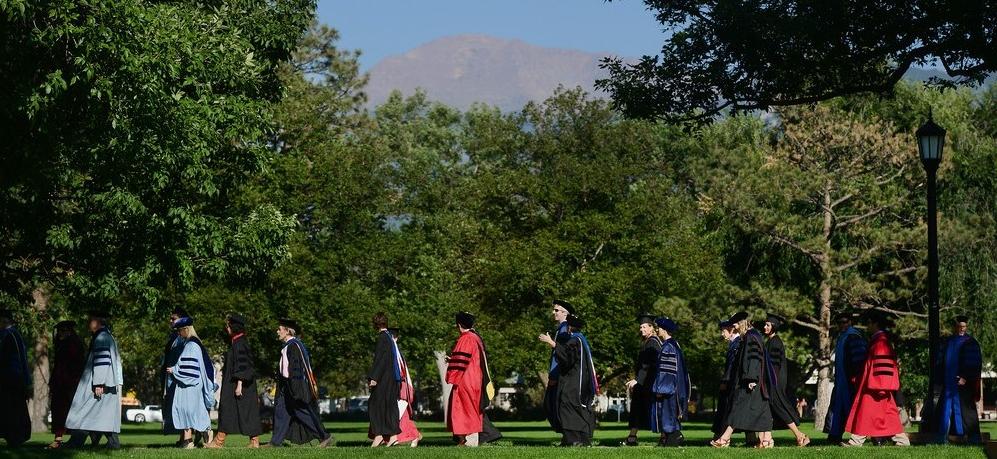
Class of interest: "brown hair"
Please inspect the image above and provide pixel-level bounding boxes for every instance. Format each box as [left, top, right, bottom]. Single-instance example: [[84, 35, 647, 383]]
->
[[372, 312, 388, 329]]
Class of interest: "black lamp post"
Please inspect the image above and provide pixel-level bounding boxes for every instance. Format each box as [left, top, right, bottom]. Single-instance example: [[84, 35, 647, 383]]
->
[[917, 113, 945, 420]]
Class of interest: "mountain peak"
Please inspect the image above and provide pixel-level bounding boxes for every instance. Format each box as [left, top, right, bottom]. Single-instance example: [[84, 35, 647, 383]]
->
[[366, 34, 612, 112]]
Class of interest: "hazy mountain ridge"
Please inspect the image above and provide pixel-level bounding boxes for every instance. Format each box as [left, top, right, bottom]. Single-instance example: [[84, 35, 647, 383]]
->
[[366, 35, 994, 112], [366, 34, 616, 112]]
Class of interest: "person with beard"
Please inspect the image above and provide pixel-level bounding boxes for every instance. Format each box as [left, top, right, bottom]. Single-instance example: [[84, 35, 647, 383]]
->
[[824, 311, 866, 443], [711, 313, 773, 448], [0, 310, 30, 447], [48, 320, 86, 449], [763, 314, 809, 447], [366, 312, 401, 447], [445, 312, 489, 447], [207, 313, 262, 448], [926, 315, 983, 444], [651, 317, 689, 447], [842, 310, 910, 447], [65, 310, 123, 449], [711, 313, 743, 442], [165, 318, 218, 448], [622, 313, 662, 446], [540, 299, 573, 433], [541, 314, 598, 446], [269, 318, 333, 448]]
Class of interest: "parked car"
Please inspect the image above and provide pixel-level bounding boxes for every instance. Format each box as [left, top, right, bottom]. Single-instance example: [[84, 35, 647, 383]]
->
[[125, 405, 163, 423], [347, 396, 369, 414]]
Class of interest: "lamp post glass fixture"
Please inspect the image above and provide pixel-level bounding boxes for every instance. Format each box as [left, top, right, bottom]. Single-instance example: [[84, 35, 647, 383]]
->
[[916, 113, 944, 430]]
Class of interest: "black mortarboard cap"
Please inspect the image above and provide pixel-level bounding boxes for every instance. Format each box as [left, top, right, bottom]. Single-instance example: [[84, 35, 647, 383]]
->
[[655, 317, 678, 333], [862, 309, 894, 328], [172, 306, 189, 317], [954, 315, 969, 324], [637, 313, 656, 325], [226, 313, 246, 326], [567, 314, 585, 329], [553, 299, 575, 315], [727, 311, 749, 324], [766, 313, 785, 330], [455, 312, 476, 329], [833, 310, 858, 322], [278, 318, 301, 334]]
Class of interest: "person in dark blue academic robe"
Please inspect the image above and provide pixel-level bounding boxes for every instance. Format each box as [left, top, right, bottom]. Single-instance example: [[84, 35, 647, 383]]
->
[[928, 316, 983, 444], [0, 309, 31, 447], [270, 319, 332, 448], [540, 299, 573, 433], [650, 317, 689, 447], [824, 312, 866, 443]]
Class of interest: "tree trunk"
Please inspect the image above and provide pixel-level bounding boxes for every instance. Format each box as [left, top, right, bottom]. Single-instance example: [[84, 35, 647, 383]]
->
[[27, 286, 51, 433], [813, 183, 834, 431], [434, 351, 452, 422]]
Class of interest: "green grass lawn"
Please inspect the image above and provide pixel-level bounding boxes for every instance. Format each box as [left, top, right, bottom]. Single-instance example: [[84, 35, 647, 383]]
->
[[1, 420, 992, 458]]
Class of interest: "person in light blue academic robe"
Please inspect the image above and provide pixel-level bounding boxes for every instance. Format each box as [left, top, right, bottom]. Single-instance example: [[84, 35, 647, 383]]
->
[[650, 317, 690, 447], [65, 311, 123, 449], [166, 317, 217, 448], [162, 307, 189, 436]]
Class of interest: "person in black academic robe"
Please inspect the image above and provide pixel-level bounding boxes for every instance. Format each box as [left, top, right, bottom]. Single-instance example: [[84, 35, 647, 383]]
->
[[541, 299, 573, 433], [712, 314, 773, 448], [366, 312, 401, 447], [209, 314, 262, 448], [541, 314, 597, 447], [763, 314, 809, 447], [270, 319, 332, 448], [623, 313, 662, 446], [925, 315, 983, 444], [0, 310, 30, 447], [469, 327, 503, 444], [711, 316, 741, 440], [48, 321, 85, 449]]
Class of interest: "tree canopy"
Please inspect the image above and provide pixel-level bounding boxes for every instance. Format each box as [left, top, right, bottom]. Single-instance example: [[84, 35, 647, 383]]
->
[[598, 0, 996, 121]]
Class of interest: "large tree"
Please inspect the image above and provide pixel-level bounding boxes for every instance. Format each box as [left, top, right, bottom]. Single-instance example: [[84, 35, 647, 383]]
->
[[598, 0, 996, 121], [690, 104, 926, 429], [0, 0, 312, 429]]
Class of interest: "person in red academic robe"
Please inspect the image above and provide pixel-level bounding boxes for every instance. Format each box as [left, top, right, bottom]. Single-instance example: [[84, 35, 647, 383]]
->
[[842, 311, 910, 447], [48, 321, 85, 449], [445, 312, 486, 447]]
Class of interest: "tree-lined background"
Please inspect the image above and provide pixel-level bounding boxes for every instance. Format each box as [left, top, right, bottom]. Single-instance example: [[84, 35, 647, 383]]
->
[[2, 0, 995, 433]]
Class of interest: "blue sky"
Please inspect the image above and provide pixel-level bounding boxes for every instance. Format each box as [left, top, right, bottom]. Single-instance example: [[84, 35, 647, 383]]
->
[[316, 0, 666, 69]]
